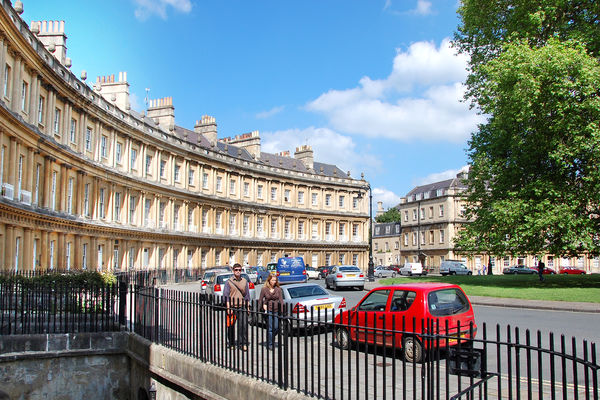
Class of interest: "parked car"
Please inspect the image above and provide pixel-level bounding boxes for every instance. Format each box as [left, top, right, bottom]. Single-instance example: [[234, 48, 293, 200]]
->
[[202, 272, 256, 300], [318, 266, 334, 279], [558, 266, 586, 275], [439, 260, 472, 276], [305, 266, 320, 280], [387, 265, 401, 273], [242, 266, 257, 283], [334, 283, 477, 362], [502, 265, 536, 275], [280, 283, 347, 329], [325, 265, 366, 290], [274, 257, 308, 284], [399, 262, 425, 276], [253, 266, 271, 283], [530, 266, 556, 275], [374, 266, 396, 278], [199, 268, 231, 290]]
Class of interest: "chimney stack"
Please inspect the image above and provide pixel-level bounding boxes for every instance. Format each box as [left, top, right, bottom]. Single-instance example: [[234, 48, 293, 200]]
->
[[194, 115, 218, 146], [93, 72, 130, 112], [220, 131, 261, 158], [294, 145, 314, 171], [30, 20, 68, 65], [147, 97, 175, 132]]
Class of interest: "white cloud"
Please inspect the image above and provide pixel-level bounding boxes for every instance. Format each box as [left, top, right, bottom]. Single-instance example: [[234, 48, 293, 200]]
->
[[133, 0, 192, 20], [307, 39, 484, 142], [261, 127, 381, 179], [411, 0, 433, 16], [256, 106, 285, 119], [372, 187, 402, 210], [415, 165, 469, 186]]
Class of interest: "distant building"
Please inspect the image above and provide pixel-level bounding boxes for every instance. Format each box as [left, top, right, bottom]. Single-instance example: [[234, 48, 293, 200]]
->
[[372, 222, 401, 266], [0, 3, 369, 273]]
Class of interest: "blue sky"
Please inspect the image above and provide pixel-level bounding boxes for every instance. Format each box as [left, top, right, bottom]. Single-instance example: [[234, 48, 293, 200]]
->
[[22, 0, 483, 209]]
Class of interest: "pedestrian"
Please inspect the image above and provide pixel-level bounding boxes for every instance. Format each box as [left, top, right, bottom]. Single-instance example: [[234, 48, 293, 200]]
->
[[538, 261, 545, 282], [258, 273, 284, 350], [223, 263, 251, 351]]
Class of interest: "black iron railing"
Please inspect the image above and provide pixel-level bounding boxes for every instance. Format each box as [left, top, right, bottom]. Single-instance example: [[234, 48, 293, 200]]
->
[[130, 284, 599, 400]]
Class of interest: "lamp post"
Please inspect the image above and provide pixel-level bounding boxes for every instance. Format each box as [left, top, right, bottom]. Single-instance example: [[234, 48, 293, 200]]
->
[[357, 182, 375, 282]]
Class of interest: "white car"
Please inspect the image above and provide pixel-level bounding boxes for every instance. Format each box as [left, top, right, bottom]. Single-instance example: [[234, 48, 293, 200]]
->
[[399, 262, 425, 276], [242, 266, 258, 283], [305, 266, 320, 280]]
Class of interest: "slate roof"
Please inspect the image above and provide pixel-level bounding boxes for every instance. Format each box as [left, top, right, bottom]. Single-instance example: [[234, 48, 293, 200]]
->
[[405, 175, 468, 199]]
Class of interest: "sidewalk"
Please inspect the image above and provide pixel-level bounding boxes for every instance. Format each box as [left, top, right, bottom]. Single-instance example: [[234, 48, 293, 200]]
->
[[363, 281, 600, 313]]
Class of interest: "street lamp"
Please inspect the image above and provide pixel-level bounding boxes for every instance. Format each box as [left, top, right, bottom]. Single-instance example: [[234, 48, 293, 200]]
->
[[356, 182, 375, 282]]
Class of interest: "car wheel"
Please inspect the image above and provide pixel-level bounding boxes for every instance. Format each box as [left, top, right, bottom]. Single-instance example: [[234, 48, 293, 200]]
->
[[450, 271, 455, 276], [392, 272, 396, 278], [257, 276, 262, 284], [403, 336, 423, 363], [336, 327, 350, 350], [357, 286, 364, 291], [467, 271, 472, 275], [409, 272, 412, 276], [281, 318, 292, 337], [378, 273, 382, 278], [325, 280, 330, 289], [332, 281, 338, 291]]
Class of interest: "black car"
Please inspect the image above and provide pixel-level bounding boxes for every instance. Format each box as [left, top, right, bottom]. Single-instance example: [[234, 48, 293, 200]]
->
[[317, 266, 334, 279], [502, 265, 536, 275]]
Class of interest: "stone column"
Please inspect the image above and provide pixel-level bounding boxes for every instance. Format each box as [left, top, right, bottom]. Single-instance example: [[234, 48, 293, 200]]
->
[[10, 55, 21, 112], [8, 137, 17, 199], [57, 232, 65, 270], [23, 228, 32, 271]]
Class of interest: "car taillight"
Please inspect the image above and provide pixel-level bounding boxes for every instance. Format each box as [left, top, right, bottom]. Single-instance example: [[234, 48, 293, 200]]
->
[[292, 303, 306, 314], [276, 271, 280, 276], [248, 282, 255, 289], [339, 298, 347, 308], [336, 273, 343, 278], [359, 273, 364, 278], [214, 284, 221, 292], [302, 270, 307, 275]]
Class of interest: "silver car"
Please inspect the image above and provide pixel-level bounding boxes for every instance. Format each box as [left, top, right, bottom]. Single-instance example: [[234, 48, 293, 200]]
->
[[325, 265, 365, 291], [203, 272, 256, 300], [374, 266, 396, 278], [283, 283, 347, 328]]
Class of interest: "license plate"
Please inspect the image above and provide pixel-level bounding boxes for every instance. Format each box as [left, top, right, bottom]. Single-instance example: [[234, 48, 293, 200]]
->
[[279, 272, 290, 276], [315, 304, 333, 310], [448, 332, 468, 344], [346, 274, 356, 277]]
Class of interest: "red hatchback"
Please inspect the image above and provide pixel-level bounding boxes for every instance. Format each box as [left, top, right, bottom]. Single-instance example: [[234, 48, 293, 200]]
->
[[559, 266, 586, 275], [334, 283, 477, 362]]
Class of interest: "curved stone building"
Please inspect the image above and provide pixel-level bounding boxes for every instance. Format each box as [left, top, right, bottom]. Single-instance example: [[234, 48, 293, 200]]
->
[[0, 1, 370, 273]]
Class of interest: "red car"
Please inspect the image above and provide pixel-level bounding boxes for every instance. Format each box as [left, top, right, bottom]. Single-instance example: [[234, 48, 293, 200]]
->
[[334, 283, 477, 363], [529, 266, 556, 275], [559, 266, 586, 275]]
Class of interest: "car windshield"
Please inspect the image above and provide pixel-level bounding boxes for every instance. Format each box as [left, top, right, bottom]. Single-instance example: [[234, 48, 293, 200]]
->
[[428, 289, 469, 316], [286, 285, 328, 299], [339, 266, 361, 272], [217, 273, 251, 284]]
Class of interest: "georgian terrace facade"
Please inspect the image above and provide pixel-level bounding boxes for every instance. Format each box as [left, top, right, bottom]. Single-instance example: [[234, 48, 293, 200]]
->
[[0, 1, 369, 273]]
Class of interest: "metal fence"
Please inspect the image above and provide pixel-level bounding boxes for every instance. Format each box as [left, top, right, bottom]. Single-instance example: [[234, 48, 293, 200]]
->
[[0, 279, 122, 335], [130, 284, 599, 400]]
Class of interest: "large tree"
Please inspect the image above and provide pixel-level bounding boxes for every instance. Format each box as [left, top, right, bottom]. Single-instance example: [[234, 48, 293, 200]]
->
[[375, 207, 401, 223], [454, 1, 600, 257]]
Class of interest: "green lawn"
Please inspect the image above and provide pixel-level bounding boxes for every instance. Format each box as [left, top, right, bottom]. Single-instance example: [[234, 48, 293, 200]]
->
[[379, 274, 600, 303]]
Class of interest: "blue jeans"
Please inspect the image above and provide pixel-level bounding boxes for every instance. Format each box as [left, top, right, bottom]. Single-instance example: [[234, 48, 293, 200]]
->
[[267, 311, 279, 347]]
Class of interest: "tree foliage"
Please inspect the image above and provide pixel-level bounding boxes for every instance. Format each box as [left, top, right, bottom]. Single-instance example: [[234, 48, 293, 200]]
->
[[454, 1, 600, 257], [375, 207, 402, 223]]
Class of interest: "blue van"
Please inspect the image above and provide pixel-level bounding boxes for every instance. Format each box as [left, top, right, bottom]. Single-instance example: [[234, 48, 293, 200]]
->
[[272, 257, 307, 284]]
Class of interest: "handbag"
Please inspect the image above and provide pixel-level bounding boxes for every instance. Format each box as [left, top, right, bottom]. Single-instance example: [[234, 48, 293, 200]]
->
[[226, 313, 237, 327]]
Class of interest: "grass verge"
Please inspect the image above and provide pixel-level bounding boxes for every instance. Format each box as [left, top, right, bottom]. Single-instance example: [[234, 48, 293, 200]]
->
[[379, 274, 600, 303]]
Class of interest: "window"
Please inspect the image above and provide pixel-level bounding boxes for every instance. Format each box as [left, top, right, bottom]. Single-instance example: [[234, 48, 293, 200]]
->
[[216, 176, 222, 192], [439, 205, 444, 217], [271, 187, 277, 201], [99, 188, 105, 218], [257, 217, 264, 235], [404, 210, 408, 222], [429, 206, 434, 218], [158, 248, 165, 268], [115, 142, 122, 163], [38, 96, 44, 124], [202, 172, 209, 189], [130, 148, 137, 169], [188, 208, 194, 228], [325, 194, 331, 206], [202, 210, 208, 230], [100, 136, 107, 158], [385, 242, 389, 251], [21, 81, 28, 112], [429, 230, 434, 244], [420, 208, 425, 220], [70, 119, 76, 143], [215, 210, 222, 231], [98, 244, 103, 271], [82, 243, 88, 269], [85, 127, 92, 151], [188, 168, 194, 186], [243, 215, 250, 235], [159, 202, 166, 227], [284, 189, 290, 202], [420, 232, 425, 245], [412, 233, 417, 246], [339, 195, 345, 208], [395, 241, 399, 250], [3, 64, 10, 97], [385, 225, 391, 234], [312, 193, 318, 206], [144, 199, 151, 225], [243, 182, 249, 196], [404, 233, 408, 246], [145, 155, 152, 175], [339, 253, 345, 264], [312, 222, 319, 239], [174, 165, 180, 182], [352, 223, 359, 239], [160, 160, 166, 178], [15, 236, 20, 272], [54, 108, 61, 134], [174, 205, 180, 229], [298, 191, 304, 204], [83, 183, 90, 216], [17, 155, 23, 198], [172, 249, 179, 268], [67, 177, 73, 214], [229, 214, 236, 234], [123, 195, 134, 224], [230, 179, 236, 194], [284, 220, 291, 238], [49, 241, 55, 270], [439, 230, 445, 243], [257, 184, 263, 199], [325, 222, 332, 236], [339, 222, 345, 236], [271, 219, 277, 236], [114, 192, 121, 221], [298, 221, 304, 237], [34, 164, 40, 206], [353, 197, 358, 209]]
